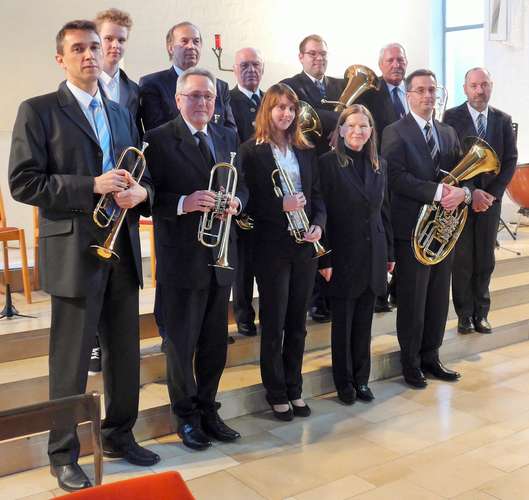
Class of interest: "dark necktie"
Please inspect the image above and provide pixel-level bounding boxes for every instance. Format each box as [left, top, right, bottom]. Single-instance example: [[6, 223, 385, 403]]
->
[[251, 92, 261, 108], [477, 113, 486, 138], [195, 131, 214, 168], [391, 87, 406, 119], [315, 79, 326, 97], [424, 123, 440, 170]]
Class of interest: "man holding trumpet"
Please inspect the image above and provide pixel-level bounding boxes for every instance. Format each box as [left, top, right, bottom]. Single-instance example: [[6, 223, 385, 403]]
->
[[144, 67, 248, 450], [8, 20, 158, 492]]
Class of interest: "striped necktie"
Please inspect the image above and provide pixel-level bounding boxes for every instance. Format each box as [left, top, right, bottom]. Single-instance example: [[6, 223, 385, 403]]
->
[[391, 87, 406, 118], [315, 79, 326, 97], [477, 113, 486, 138], [89, 98, 114, 173], [251, 93, 261, 107], [424, 123, 440, 168]]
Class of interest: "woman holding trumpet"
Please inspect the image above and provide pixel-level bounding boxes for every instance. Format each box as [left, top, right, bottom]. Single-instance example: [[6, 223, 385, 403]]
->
[[319, 105, 394, 405], [239, 83, 326, 421]]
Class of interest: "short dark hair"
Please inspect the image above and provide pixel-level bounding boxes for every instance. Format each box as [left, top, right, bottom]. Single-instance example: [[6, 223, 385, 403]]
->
[[56, 20, 99, 55], [299, 34, 326, 54], [165, 21, 202, 59], [405, 69, 437, 91]]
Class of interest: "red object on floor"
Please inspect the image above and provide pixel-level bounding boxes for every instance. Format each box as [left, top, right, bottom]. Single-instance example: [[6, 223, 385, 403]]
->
[[64, 471, 195, 499]]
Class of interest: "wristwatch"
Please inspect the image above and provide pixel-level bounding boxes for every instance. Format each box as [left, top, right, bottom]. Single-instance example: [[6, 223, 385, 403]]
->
[[462, 186, 472, 205]]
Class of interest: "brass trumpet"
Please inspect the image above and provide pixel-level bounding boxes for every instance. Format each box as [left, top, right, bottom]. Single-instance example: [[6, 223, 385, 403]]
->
[[299, 100, 323, 139], [198, 152, 238, 269], [271, 155, 330, 258], [90, 142, 149, 262]]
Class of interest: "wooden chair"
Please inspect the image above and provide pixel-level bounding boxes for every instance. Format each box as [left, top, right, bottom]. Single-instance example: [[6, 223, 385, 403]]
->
[[0, 392, 103, 486], [140, 218, 156, 287], [0, 188, 31, 303]]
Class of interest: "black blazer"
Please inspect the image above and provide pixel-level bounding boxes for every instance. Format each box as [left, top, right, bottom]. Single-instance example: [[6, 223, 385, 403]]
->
[[139, 67, 237, 132], [229, 87, 263, 143], [239, 140, 326, 256], [144, 115, 248, 289], [319, 151, 394, 298], [443, 102, 517, 201], [8, 81, 153, 297], [381, 113, 461, 240]]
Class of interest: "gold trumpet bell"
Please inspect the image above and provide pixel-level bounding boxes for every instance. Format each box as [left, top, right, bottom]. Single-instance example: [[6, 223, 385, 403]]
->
[[90, 244, 120, 262], [299, 101, 322, 139]]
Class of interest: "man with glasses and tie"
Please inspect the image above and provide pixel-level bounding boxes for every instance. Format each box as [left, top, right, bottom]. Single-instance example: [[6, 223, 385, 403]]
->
[[381, 69, 466, 389], [444, 68, 517, 336], [144, 67, 248, 451], [8, 20, 158, 492]]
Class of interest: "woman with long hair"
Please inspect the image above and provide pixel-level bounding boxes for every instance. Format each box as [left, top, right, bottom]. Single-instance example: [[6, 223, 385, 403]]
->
[[239, 83, 326, 420], [319, 104, 394, 404]]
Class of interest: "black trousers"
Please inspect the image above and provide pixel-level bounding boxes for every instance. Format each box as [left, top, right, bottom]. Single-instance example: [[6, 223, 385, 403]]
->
[[161, 278, 230, 422], [48, 233, 140, 466], [232, 231, 257, 326], [255, 241, 317, 404], [452, 206, 500, 319], [394, 239, 453, 370], [330, 289, 375, 392]]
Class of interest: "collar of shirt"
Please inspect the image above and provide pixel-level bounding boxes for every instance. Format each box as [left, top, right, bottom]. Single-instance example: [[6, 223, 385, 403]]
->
[[182, 117, 208, 137], [173, 65, 185, 77], [466, 102, 489, 123], [237, 84, 260, 101], [410, 109, 434, 132], [100, 69, 120, 87], [303, 71, 324, 86], [66, 80, 102, 111]]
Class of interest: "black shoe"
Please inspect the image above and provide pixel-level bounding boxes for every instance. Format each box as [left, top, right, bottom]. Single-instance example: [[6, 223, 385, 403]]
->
[[374, 297, 392, 313], [266, 395, 293, 421], [337, 388, 356, 405], [103, 439, 161, 466], [228, 336, 236, 344], [291, 401, 311, 417], [422, 361, 461, 381], [474, 317, 492, 334], [201, 410, 241, 442], [355, 384, 375, 402], [403, 368, 427, 389], [458, 316, 475, 334], [88, 347, 101, 375], [238, 322, 257, 336], [50, 463, 92, 492], [177, 422, 212, 450], [309, 306, 331, 323]]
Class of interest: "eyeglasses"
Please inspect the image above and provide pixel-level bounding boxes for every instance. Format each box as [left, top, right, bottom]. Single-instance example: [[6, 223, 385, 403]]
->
[[407, 87, 441, 96], [302, 50, 327, 59], [238, 62, 263, 71], [179, 93, 216, 103]]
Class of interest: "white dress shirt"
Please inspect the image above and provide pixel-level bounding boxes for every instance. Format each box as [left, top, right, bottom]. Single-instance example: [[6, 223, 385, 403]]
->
[[99, 69, 120, 104], [466, 102, 489, 135], [386, 81, 409, 114]]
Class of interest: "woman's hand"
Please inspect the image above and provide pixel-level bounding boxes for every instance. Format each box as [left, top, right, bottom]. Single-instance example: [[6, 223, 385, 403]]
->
[[304, 225, 322, 243], [319, 267, 332, 282], [283, 193, 306, 212], [387, 261, 395, 273]]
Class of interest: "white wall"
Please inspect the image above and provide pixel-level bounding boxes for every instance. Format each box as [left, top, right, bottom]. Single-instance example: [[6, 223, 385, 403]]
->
[[0, 0, 433, 239]]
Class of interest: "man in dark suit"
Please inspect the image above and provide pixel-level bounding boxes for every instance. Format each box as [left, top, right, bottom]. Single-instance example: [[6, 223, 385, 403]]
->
[[144, 68, 248, 451], [282, 34, 345, 323], [444, 67, 517, 335], [382, 69, 466, 389], [229, 47, 264, 337], [8, 20, 159, 492], [139, 21, 236, 132], [357, 43, 409, 313]]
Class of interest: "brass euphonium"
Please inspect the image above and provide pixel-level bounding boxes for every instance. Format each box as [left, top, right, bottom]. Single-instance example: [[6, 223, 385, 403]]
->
[[413, 137, 500, 265], [198, 152, 238, 269], [271, 155, 330, 258], [90, 142, 149, 262], [321, 64, 380, 112]]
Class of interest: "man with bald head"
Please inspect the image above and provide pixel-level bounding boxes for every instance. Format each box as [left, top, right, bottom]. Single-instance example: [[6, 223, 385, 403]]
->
[[444, 68, 517, 335]]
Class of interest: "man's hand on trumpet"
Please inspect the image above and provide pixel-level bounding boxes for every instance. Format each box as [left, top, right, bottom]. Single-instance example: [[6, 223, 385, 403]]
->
[[183, 190, 217, 213], [283, 192, 306, 212], [113, 171, 147, 209], [93, 169, 129, 194]]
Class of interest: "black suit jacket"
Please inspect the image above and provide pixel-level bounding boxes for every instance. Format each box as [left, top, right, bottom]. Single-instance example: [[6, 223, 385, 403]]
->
[[8, 81, 153, 297], [139, 67, 237, 132], [229, 87, 263, 143], [443, 102, 517, 201], [319, 152, 394, 298], [144, 115, 248, 289], [239, 140, 326, 256], [381, 113, 461, 240]]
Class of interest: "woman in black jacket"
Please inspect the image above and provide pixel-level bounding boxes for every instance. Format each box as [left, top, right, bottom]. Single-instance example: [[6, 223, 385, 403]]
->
[[239, 83, 326, 420], [319, 104, 394, 404]]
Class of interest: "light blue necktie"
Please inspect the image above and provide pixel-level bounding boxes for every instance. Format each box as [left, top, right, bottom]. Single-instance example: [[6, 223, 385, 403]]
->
[[89, 98, 114, 173], [477, 113, 486, 138]]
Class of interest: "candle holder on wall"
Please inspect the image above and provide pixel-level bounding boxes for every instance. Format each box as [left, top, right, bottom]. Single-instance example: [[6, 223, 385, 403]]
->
[[212, 34, 234, 72]]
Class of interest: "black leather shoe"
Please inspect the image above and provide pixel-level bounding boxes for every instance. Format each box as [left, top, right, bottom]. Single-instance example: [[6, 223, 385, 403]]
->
[[291, 401, 311, 417], [337, 388, 356, 405], [374, 297, 392, 313], [421, 360, 461, 381], [201, 411, 241, 442], [474, 317, 492, 334], [458, 316, 475, 334], [50, 463, 92, 492], [177, 422, 212, 450], [238, 322, 257, 336], [103, 439, 161, 466], [266, 395, 293, 421], [309, 306, 331, 323], [403, 368, 427, 389], [355, 384, 375, 402]]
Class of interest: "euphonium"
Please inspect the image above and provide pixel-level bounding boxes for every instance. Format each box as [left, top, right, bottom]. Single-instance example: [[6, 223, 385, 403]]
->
[[271, 155, 330, 258], [321, 64, 380, 112], [198, 152, 238, 269], [90, 142, 149, 262], [413, 137, 500, 265]]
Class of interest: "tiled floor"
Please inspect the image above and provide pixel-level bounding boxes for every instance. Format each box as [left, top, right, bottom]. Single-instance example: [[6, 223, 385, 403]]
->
[[6, 341, 529, 499]]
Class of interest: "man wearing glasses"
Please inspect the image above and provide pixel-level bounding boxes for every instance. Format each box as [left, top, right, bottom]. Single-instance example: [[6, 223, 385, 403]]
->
[[382, 69, 465, 389], [144, 68, 248, 450]]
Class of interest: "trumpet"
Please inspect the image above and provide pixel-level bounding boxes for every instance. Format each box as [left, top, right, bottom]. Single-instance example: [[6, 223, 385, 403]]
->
[[198, 152, 238, 269], [90, 142, 149, 262], [271, 155, 330, 258]]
